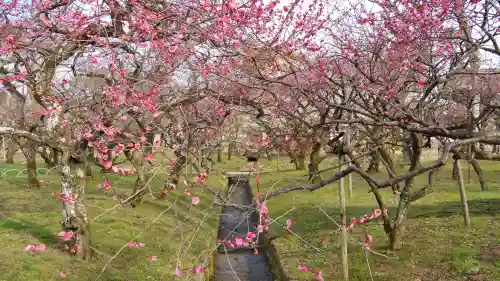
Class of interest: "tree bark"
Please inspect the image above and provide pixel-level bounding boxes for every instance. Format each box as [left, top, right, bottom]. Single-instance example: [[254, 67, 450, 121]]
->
[[60, 159, 92, 259], [40, 146, 58, 167], [227, 142, 233, 160], [295, 153, 306, 170], [265, 148, 272, 161], [22, 140, 40, 188], [389, 133, 422, 250], [5, 138, 16, 164], [366, 151, 380, 173], [308, 141, 322, 184], [217, 148, 223, 162], [159, 147, 188, 199], [124, 149, 152, 206]]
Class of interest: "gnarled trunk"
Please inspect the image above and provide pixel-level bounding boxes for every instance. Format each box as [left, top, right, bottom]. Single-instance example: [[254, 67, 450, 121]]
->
[[5, 138, 16, 164], [295, 153, 306, 170], [227, 143, 233, 160], [388, 133, 422, 250], [159, 147, 188, 199], [217, 148, 223, 162], [308, 141, 322, 184], [366, 151, 380, 173], [60, 160, 92, 259], [40, 146, 58, 168], [22, 140, 40, 188]]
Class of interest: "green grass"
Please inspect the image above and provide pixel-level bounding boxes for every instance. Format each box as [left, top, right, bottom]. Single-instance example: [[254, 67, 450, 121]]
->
[[0, 156, 499, 281]]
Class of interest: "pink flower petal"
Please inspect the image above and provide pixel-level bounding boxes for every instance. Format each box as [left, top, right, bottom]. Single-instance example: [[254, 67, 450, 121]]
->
[[191, 197, 200, 205]]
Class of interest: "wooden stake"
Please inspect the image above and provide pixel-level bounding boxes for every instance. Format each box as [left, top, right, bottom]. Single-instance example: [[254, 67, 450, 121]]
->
[[467, 144, 471, 183], [456, 159, 471, 227], [2, 136, 5, 161], [339, 156, 348, 280]]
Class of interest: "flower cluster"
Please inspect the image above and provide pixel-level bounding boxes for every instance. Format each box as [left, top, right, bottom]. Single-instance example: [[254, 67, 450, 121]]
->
[[60, 193, 77, 204], [364, 234, 373, 250], [218, 231, 260, 255], [24, 244, 48, 253], [174, 264, 206, 277], [111, 166, 137, 176], [345, 208, 387, 230], [298, 263, 324, 281], [255, 192, 269, 233], [127, 241, 145, 248], [58, 231, 73, 241]]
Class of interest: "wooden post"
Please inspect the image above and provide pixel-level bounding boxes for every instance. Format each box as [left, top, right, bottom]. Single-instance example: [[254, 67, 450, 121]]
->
[[345, 132, 352, 199], [455, 159, 471, 227], [276, 151, 280, 172], [345, 91, 353, 198], [467, 144, 471, 183], [339, 156, 348, 280], [2, 136, 5, 161]]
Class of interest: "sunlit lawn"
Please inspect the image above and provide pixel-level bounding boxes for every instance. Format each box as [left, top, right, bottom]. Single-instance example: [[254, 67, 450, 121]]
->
[[0, 155, 499, 280]]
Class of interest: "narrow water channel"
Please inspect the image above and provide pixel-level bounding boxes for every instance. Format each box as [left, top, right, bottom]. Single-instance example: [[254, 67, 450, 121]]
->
[[211, 173, 273, 281]]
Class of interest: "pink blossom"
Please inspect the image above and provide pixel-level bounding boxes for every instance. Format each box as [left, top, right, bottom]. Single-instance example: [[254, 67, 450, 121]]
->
[[191, 197, 200, 205], [246, 232, 256, 240], [192, 264, 205, 274], [315, 271, 324, 281], [257, 224, 264, 233], [58, 231, 73, 241], [149, 255, 158, 261], [235, 236, 244, 247], [373, 209, 382, 218], [60, 271, 66, 278], [169, 161, 175, 167], [24, 244, 48, 253], [99, 158, 112, 169], [298, 263, 309, 273], [285, 218, 293, 232], [169, 45, 178, 53], [365, 234, 373, 243], [175, 267, 183, 276], [144, 154, 153, 161]]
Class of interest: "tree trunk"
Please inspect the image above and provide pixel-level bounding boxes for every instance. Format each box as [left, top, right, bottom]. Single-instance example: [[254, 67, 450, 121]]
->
[[265, 148, 272, 161], [366, 151, 380, 173], [452, 158, 459, 180], [5, 138, 16, 164], [40, 147, 57, 168], [60, 160, 92, 259], [389, 133, 422, 250], [131, 171, 149, 206], [227, 143, 233, 160], [85, 154, 93, 180], [295, 153, 306, 170], [455, 159, 471, 227], [22, 141, 40, 188], [378, 147, 400, 193], [124, 146, 153, 205], [159, 148, 188, 199], [454, 151, 487, 191], [217, 148, 223, 162], [308, 141, 322, 184]]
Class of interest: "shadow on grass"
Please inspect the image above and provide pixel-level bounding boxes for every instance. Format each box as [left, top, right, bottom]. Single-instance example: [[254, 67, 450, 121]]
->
[[0, 219, 59, 246]]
